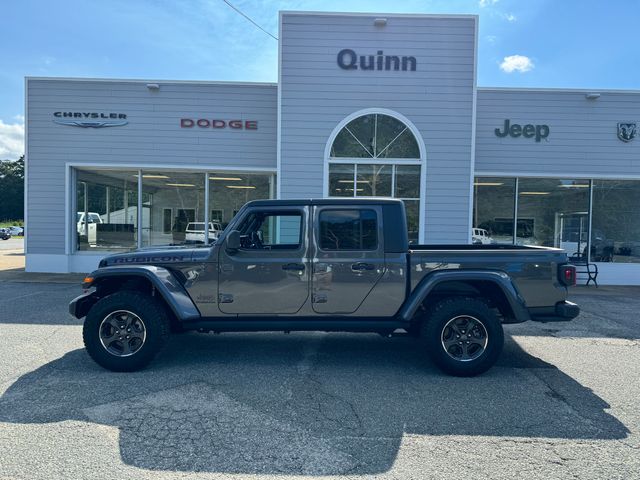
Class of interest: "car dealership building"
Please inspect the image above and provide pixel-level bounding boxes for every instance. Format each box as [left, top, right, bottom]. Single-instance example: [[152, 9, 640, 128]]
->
[[24, 11, 640, 284]]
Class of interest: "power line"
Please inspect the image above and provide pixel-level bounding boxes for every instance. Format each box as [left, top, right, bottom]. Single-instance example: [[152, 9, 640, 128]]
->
[[221, 0, 278, 41]]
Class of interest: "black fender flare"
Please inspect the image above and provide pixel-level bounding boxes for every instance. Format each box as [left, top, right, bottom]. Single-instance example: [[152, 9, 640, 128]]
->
[[72, 266, 201, 321], [397, 270, 530, 323]]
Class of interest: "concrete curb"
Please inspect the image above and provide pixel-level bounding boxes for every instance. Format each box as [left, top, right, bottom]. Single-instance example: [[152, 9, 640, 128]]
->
[[0, 269, 86, 284]]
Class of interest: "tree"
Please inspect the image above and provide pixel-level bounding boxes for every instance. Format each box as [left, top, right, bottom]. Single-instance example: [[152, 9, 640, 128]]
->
[[0, 155, 24, 221]]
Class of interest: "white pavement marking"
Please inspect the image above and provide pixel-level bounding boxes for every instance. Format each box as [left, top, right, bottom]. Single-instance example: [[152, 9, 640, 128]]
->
[[0, 291, 44, 303]]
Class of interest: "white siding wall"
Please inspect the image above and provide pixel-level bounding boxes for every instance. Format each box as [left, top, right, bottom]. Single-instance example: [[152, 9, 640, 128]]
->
[[26, 79, 278, 256], [279, 13, 477, 243], [475, 88, 640, 177]]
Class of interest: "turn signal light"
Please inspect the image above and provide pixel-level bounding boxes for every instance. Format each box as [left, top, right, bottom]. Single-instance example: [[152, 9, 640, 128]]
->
[[83, 276, 94, 286], [559, 265, 576, 286]]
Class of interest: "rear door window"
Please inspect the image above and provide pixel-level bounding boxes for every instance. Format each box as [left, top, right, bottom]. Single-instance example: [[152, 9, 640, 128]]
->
[[319, 209, 377, 250]]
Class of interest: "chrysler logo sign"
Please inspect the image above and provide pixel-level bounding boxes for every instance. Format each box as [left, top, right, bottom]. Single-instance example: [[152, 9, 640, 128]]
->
[[53, 112, 128, 128]]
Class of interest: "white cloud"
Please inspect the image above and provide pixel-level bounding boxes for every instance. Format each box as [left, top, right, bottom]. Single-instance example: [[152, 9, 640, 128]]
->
[[502, 13, 517, 22], [0, 118, 25, 160], [479, 0, 499, 7], [500, 55, 534, 73], [486, 35, 498, 44]]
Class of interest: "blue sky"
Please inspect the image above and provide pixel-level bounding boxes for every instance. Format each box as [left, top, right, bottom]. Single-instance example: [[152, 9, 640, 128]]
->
[[1, 0, 638, 159]]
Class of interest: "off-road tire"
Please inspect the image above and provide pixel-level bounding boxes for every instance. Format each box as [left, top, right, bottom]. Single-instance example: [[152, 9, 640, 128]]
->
[[421, 297, 504, 377], [83, 291, 170, 372]]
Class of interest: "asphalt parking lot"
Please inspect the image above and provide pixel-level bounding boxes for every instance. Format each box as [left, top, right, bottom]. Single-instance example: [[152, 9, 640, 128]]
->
[[0, 236, 23, 251], [0, 279, 638, 479]]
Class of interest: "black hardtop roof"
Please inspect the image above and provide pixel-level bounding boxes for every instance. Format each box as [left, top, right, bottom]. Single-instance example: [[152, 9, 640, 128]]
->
[[244, 198, 404, 207]]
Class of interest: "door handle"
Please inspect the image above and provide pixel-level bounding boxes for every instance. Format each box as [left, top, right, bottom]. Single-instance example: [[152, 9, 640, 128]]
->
[[351, 262, 375, 271], [282, 263, 305, 271]]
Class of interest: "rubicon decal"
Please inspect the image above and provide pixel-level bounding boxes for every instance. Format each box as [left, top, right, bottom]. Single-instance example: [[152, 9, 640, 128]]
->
[[53, 112, 128, 128], [180, 118, 258, 130], [112, 255, 186, 264]]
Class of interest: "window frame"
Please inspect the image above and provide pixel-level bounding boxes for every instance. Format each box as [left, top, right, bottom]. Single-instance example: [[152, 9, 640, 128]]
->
[[162, 208, 173, 234]]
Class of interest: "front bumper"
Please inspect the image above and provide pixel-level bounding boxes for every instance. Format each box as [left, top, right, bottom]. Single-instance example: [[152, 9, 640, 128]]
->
[[529, 300, 580, 323], [68, 291, 98, 319]]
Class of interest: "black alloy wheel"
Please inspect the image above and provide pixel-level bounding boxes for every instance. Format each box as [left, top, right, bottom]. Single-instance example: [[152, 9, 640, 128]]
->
[[421, 297, 504, 377]]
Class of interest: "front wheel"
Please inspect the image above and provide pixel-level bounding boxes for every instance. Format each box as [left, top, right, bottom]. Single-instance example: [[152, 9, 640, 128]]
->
[[83, 291, 171, 372], [421, 297, 504, 377]]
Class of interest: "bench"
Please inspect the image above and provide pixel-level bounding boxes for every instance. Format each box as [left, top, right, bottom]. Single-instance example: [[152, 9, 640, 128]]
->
[[569, 258, 598, 287]]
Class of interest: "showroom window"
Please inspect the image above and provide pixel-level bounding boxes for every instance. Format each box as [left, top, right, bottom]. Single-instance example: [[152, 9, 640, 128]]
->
[[141, 172, 206, 247], [209, 172, 273, 229], [73, 168, 275, 251], [473, 176, 640, 264], [473, 178, 516, 245], [591, 180, 640, 263], [517, 178, 590, 254], [327, 112, 423, 243], [75, 169, 139, 251]]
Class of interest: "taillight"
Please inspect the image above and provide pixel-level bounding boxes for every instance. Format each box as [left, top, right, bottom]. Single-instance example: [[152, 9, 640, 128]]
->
[[559, 264, 576, 286]]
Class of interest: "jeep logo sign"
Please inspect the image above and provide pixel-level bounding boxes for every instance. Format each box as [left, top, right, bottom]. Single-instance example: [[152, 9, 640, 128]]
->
[[495, 119, 549, 142], [337, 49, 417, 71]]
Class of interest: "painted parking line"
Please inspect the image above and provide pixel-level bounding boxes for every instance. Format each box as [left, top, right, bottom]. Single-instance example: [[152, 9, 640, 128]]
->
[[0, 290, 45, 303]]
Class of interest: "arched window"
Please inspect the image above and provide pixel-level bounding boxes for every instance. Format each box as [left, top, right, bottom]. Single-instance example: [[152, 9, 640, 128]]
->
[[330, 113, 420, 159], [326, 112, 424, 243]]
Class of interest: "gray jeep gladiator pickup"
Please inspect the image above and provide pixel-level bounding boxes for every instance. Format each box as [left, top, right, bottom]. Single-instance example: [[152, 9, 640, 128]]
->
[[70, 199, 579, 376]]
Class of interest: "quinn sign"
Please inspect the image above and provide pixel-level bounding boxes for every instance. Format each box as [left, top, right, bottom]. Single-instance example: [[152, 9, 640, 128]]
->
[[337, 49, 417, 71]]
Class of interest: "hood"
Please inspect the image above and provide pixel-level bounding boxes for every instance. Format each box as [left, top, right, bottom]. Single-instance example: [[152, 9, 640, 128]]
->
[[99, 244, 211, 267]]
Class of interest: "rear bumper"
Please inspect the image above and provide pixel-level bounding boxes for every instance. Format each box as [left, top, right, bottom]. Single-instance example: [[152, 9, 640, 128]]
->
[[529, 301, 580, 323]]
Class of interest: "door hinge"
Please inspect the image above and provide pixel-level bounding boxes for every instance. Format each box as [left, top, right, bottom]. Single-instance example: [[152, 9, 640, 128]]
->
[[218, 293, 234, 304]]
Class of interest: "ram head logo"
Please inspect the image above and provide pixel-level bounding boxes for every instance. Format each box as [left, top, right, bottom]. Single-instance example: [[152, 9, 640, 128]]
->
[[617, 122, 637, 142]]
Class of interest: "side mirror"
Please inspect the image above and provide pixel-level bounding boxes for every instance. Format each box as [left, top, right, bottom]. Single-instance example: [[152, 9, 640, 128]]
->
[[225, 230, 241, 252]]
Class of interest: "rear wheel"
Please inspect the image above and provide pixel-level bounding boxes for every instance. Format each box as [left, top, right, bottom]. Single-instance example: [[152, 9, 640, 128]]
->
[[421, 297, 504, 377], [83, 291, 170, 372]]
